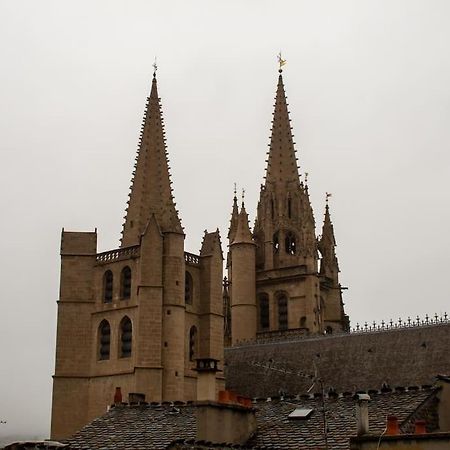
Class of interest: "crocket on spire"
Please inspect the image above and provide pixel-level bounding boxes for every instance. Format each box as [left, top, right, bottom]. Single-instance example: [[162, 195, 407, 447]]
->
[[121, 72, 182, 247], [264, 71, 300, 189]]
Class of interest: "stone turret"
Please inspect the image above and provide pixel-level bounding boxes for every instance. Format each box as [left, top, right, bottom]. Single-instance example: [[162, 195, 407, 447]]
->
[[318, 199, 349, 333], [230, 201, 257, 344]]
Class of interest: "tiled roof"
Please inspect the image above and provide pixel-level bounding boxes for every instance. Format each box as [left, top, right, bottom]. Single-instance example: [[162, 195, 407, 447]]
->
[[225, 323, 450, 398], [65, 388, 438, 450]]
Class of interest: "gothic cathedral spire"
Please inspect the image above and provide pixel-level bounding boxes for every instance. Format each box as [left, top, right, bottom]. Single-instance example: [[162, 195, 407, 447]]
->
[[265, 71, 301, 189], [121, 73, 182, 248]]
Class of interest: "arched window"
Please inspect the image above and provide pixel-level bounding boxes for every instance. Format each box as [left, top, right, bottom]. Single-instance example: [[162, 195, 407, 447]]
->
[[120, 266, 132, 300], [98, 320, 110, 360], [271, 199, 275, 219], [103, 270, 113, 303], [189, 326, 197, 361], [120, 316, 132, 358], [285, 231, 296, 255], [273, 231, 280, 253], [259, 294, 270, 330], [185, 271, 193, 305], [288, 197, 292, 218], [278, 295, 288, 330]]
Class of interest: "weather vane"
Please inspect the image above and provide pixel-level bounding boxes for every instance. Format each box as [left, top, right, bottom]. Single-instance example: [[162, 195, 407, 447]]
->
[[241, 188, 245, 204], [152, 57, 158, 76], [304, 172, 309, 184], [326, 192, 332, 204], [277, 52, 287, 72]]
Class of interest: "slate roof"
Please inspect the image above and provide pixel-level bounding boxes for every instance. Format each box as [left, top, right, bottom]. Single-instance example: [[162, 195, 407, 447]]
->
[[225, 323, 450, 398], [65, 387, 438, 450]]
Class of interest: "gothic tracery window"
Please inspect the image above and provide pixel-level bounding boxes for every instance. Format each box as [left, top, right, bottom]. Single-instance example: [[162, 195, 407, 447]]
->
[[285, 231, 296, 255], [273, 232, 280, 253], [103, 270, 113, 303], [120, 316, 132, 358], [98, 320, 111, 360], [120, 266, 132, 300]]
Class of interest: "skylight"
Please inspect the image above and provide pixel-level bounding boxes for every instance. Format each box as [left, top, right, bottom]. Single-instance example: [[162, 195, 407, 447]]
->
[[288, 407, 314, 420]]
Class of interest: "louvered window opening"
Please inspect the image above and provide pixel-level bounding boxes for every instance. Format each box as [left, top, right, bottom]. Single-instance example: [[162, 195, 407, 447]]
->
[[120, 318, 132, 358], [121, 266, 132, 300], [185, 271, 193, 305], [278, 296, 288, 330], [285, 231, 296, 255], [189, 326, 197, 361], [259, 295, 270, 330], [103, 271, 113, 303], [99, 321, 110, 360]]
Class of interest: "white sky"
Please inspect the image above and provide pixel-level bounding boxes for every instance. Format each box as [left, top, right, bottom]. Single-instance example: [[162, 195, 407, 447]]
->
[[1, 0, 449, 442]]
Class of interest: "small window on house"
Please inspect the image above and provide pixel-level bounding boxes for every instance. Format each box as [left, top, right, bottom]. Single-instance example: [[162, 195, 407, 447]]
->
[[103, 270, 113, 303], [259, 294, 270, 330], [278, 295, 288, 330], [98, 320, 111, 360], [120, 266, 132, 300], [285, 231, 296, 255], [273, 232, 280, 253], [189, 326, 197, 361], [120, 316, 132, 358], [185, 271, 193, 305]]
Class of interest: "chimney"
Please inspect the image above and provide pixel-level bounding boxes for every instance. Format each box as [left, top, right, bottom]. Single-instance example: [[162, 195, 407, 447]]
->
[[195, 358, 220, 401], [128, 392, 146, 404], [355, 393, 370, 436], [415, 419, 426, 434], [114, 387, 122, 405], [386, 415, 400, 435]]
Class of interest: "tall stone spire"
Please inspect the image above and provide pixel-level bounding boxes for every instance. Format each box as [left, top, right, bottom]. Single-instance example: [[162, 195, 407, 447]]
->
[[121, 73, 182, 247], [233, 201, 253, 245], [265, 71, 300, 189], [318, 199, 339, 280], [227, 187, 239, 242]]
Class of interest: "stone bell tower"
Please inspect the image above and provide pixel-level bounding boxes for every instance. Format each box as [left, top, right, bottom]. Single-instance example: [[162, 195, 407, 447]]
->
[[226, 68, 348, 344], [51, 71, 224, 440]]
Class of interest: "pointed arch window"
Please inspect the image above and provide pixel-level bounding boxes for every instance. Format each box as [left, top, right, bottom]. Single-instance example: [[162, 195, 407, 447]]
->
[[103, 270, 113, 303], [189, 326, 198, 361], [98, 320, 111, 360], [278, 295, 288, 330], [120, 316, 132, 358], [120, 266, 132, 300], [288, 197, 292, 219], [185, 271, 193, 305], [285, 231, 296, 255], [258, 294, 270, 330]]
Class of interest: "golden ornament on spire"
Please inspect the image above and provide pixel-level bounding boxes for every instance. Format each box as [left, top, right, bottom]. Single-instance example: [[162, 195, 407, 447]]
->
[[277, 52, 287, 71]]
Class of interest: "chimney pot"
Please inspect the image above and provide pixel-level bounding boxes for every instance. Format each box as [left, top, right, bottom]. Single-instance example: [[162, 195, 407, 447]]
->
[[114, 387, 122, 405], [386, 415, 400, 435], [415, 419, 426, 434]]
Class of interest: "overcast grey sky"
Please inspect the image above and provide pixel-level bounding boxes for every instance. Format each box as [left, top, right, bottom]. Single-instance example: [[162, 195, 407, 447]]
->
[[1, 0, 449, 443]]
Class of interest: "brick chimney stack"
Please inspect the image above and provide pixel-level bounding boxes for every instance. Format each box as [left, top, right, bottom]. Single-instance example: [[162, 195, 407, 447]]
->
[[194, 358, 220, 401]]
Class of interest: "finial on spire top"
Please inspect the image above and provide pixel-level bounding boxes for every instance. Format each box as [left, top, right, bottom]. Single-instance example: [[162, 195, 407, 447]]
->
[[326, 192, 332, 205], [277, 52, 287, 73], [152, 57, 158, 78], [241, 188, 246, 207], [305, 172, 309, 184], [234, 182, 237, 198]]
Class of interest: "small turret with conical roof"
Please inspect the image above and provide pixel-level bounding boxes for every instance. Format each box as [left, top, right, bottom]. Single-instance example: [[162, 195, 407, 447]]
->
[[318, 195, 339, 282], [230, 195, 257, 344], [121, 71, 182, 248]]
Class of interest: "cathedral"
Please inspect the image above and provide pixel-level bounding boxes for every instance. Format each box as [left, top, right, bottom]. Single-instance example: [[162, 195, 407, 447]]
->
[[51, 67, 348, 439]]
